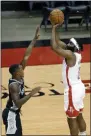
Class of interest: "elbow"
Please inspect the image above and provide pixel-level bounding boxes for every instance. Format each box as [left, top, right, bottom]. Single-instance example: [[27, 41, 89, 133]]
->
[[51, 44, 57, 51], [15, 101, 21, 109], [50, 42, 55, 50]]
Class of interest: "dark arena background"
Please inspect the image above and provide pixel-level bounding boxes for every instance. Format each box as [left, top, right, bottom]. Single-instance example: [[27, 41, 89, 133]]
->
[[1, 1, 91, 135]]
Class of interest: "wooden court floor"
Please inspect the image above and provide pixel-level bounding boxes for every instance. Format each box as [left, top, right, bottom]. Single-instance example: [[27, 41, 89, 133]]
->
[[1, 63, 90, 135]]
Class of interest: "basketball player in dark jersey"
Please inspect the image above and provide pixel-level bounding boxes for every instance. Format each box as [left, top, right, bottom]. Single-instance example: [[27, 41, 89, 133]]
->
[[2, 26, 41, 136]]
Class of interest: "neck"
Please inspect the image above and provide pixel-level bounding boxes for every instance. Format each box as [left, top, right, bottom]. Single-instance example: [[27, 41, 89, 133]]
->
[[12, 75, 21, 81]]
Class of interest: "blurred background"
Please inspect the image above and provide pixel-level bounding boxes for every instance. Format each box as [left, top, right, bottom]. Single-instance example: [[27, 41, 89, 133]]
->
[[1, 1, 91, 42]]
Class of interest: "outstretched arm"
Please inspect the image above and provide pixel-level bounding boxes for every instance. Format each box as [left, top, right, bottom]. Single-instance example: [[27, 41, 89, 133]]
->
[[20, 26, 40, 70]]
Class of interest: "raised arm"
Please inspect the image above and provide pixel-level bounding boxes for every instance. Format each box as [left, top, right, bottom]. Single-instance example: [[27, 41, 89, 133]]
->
[[20, 26, 40, 70], [55, 29, 66, 49], [51, 25, 73, 59]]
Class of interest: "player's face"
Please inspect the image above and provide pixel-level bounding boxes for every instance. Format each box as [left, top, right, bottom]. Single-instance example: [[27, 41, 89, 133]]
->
[[66, 41, 75, 52], [16, 65, 24, 78], [67, 41, 74, 47]]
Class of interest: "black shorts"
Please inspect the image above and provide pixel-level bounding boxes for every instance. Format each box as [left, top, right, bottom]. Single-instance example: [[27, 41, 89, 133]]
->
[[2, 108, 22, 136]]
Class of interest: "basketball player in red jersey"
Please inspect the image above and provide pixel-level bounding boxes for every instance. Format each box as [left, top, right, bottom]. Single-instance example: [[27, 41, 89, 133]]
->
[[2, 26, 41, 136], [51, 24, 86, 136]]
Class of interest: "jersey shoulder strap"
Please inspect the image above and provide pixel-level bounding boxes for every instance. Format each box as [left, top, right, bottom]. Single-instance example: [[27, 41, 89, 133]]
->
[[74, 52, 81, 62], [9, 79, 18, 86]]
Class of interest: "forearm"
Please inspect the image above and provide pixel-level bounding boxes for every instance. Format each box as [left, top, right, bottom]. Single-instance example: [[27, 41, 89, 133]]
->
[[51, 28, 57, 49], [15, 93, 32, 108], [55, 31, 66, 49], [24, 38, 37, 57], [20, 26, 40, 69], [51, 27, 65, 56], [55, 31, 60, 43], [20, 38, 37, 69]]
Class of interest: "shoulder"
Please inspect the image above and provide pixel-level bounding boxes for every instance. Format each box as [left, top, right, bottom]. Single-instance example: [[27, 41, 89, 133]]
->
[[74, 52, 82, 60], [9, 80, 19, 92]]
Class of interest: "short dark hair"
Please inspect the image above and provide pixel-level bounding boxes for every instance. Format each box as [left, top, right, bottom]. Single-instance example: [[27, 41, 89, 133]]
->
[[9, 64, 20, 75]]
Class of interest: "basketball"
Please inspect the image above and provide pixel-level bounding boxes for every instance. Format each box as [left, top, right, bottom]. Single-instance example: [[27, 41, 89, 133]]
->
[[49, 9, 64, 25]]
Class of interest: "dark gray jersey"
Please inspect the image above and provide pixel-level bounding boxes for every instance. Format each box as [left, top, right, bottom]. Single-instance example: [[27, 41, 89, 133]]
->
[[6, 78, 25, 111]]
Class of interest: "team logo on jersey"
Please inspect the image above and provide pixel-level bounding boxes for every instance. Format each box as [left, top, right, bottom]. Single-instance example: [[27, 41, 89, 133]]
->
[[68, 106, 74, 114]]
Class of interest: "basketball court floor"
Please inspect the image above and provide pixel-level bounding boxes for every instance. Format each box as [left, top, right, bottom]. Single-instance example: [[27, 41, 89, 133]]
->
[[2, 63, 90, 135], [1, 11, 91, 135]]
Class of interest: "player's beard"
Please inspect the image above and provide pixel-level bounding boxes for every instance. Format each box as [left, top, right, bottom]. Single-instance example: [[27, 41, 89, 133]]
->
[[66, 45, 75, 52]]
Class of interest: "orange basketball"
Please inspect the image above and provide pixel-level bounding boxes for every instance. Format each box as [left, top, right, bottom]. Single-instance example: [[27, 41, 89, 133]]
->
[[49, 9, 64, 25]]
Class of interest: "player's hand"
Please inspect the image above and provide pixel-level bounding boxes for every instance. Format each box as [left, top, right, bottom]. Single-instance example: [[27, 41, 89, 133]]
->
[[30, 86, 41, 96], [34, 26, 40, 40], [52, 23, 62, 29]]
